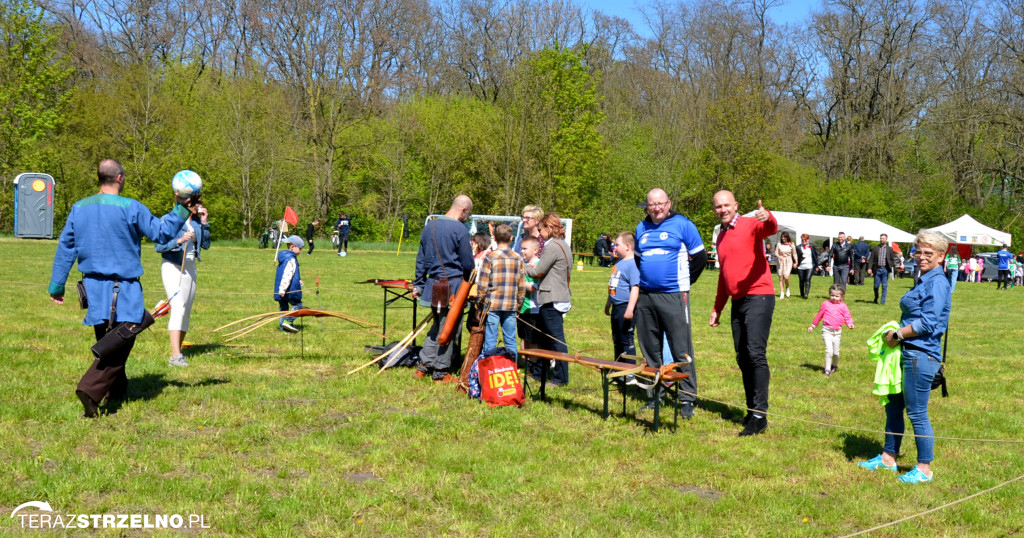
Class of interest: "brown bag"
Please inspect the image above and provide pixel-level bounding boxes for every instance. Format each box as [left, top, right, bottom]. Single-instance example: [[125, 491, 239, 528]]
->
[[431, 279, 450, 310]]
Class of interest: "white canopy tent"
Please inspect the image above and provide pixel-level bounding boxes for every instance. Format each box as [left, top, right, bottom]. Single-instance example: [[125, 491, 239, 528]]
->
[[928, 214, 1011, 247], [712, 210, 917, 246]]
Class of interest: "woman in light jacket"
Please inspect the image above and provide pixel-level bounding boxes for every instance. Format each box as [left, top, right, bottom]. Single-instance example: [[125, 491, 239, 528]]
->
[[524, 213, 572, 386], [774, 232, 798, 299], [154, 205, 210, 367]]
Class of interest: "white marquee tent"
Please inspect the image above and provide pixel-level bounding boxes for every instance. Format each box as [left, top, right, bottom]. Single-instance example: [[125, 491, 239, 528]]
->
[[928, 214, 1011, 247], [713, 210, 917, 245]]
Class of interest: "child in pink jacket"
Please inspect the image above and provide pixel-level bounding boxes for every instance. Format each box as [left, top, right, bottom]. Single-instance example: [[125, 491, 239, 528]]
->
[[808, 284, 855, 376]]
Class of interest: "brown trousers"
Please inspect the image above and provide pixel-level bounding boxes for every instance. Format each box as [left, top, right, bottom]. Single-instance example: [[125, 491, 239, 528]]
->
[[76, 324, 133, 403]]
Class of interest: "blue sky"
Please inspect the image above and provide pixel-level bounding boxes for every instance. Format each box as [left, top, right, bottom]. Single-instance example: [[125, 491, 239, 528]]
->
[[577, 0, 818, 32]]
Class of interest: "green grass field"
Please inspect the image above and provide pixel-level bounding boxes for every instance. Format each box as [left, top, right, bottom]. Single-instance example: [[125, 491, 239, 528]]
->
[[2, 236, 1022, 536]]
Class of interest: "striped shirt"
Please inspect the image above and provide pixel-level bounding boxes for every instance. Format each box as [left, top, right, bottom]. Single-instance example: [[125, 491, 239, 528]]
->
[[478, 248, 526, 312]]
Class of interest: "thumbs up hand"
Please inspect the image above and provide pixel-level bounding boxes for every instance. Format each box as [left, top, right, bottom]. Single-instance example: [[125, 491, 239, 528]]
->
[[755, 199, 770, 222]]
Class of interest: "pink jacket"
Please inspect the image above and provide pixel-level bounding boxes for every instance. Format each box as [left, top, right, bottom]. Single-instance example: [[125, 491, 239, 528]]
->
[[811, 301, 854, 330]]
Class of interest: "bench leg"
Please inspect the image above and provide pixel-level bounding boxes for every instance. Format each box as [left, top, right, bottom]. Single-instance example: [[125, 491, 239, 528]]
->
[[539, 359, 548, 402], [601, 371, 610, 420], [653, 385, 662, 433], [670, 383, 679, 432]]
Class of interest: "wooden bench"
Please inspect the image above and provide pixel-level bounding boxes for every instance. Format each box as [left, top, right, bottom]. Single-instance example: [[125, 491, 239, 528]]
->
[[573, 252, 596, 265], [518, 348, 691, 432]]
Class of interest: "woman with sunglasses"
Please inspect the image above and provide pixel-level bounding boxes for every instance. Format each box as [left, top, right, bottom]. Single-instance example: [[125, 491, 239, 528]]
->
[[858, 230, 952, 484]]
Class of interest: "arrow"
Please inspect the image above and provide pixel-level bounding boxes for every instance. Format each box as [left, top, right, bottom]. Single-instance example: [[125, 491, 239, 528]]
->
[[10, 501, 52, 517]]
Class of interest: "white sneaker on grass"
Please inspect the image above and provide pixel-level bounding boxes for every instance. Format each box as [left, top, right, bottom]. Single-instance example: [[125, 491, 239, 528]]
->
[[169, 354, 189, 367]]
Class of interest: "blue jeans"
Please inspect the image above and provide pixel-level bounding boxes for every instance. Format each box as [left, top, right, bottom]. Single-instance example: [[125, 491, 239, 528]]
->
[[484, 310, 518, 359], [948, 268, 958, 291], [883, 349, 942, 463], [873, 268, 889, 303], [278, 300, 303, 328]]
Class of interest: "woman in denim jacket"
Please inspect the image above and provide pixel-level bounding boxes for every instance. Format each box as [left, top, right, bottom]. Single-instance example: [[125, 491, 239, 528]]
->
[[857, 230, 951, 484]]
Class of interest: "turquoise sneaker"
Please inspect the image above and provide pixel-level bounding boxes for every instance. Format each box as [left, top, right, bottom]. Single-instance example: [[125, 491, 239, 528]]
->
[[857, 455, 897, 472], [898, 468, 933, 484]]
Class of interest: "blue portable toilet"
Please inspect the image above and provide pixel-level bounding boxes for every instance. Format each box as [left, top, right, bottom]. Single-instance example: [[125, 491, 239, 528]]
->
[[13, 173, 56, 239]]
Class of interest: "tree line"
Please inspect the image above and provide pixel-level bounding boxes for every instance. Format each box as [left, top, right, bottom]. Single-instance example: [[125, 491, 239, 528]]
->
[[2, 0, 1022, 247]]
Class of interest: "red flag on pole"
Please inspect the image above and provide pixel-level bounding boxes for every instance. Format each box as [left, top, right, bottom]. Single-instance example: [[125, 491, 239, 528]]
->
[[284, 206, 299, 226]]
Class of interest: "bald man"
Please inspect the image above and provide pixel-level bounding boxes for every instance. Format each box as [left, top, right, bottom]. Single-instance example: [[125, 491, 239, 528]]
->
[[633, 188, 706, 417], [709, 190, 777, 436], [411, 195, 475, 382], [49, 159, 197, 417]]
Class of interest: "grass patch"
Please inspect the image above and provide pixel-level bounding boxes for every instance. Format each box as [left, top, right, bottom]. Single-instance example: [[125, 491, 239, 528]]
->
[[2, 236, 1022, 535]]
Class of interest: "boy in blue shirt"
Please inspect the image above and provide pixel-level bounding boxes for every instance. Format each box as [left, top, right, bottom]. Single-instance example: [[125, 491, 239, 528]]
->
[[275, 236, 304, 332], [606, 232, 640, 364]]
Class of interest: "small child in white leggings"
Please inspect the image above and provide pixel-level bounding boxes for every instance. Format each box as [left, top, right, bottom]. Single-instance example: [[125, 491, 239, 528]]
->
[[808, 284, 855, 376]]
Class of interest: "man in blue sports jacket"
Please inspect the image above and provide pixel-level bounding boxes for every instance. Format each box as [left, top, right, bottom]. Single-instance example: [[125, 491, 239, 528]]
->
[[49, 159, 197, 418], [634, 188, 707, 417]]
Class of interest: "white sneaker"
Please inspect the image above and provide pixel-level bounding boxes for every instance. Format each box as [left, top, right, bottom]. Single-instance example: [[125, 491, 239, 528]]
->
[[338, 252, 343, 256], [786, 288, 791, 297], [281, 322, 299, 333], [341, 251, 347, 257], [169, 354, 189, 367]]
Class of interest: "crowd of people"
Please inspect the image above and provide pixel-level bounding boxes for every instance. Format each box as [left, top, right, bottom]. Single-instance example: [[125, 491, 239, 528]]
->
[[50, 159, 992, 486]]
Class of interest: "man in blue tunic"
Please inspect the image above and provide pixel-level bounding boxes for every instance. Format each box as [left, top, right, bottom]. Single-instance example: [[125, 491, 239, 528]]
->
[[49, 159, 195, 418], [634, 188, 707, 417]]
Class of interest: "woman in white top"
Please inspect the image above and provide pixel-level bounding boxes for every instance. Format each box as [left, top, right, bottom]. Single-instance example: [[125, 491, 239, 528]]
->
[[154, 205, 210, 367]]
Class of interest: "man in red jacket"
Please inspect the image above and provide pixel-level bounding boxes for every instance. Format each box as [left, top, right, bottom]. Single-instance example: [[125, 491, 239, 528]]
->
[[709, 190, 778, 436]]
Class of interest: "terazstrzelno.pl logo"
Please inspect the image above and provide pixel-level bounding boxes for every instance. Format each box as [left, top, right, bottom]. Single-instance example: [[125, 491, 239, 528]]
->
[[10, 501, 210, 530]]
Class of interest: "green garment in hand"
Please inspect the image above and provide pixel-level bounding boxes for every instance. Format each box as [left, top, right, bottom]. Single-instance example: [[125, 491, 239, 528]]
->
[[866, 321, 902, 405]]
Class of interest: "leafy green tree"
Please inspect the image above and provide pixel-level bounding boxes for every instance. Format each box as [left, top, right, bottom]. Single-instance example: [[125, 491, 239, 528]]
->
[[0, 0, 73, 231], [527, 43, 607, 216]]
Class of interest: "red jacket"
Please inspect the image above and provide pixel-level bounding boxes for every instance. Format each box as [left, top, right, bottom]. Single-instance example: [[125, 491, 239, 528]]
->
[[714, 213, 778, 313]]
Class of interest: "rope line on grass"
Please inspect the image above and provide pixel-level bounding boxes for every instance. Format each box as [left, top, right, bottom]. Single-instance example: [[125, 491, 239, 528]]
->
[[838, 472, 1024, 537], [513, 312, 1024, 445], [671, 387, 1024, 444]]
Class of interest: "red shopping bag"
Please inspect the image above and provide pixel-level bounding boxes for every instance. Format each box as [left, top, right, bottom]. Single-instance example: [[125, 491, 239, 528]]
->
[[478, 353, 524, 407]]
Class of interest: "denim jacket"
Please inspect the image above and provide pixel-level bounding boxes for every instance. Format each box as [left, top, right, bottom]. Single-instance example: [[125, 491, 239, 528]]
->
[[154, 218, 211, 264], [899, 267, 951, 357]]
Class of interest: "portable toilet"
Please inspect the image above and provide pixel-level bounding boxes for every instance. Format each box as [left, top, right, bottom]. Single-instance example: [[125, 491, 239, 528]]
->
[[13, 173, 55, 238]]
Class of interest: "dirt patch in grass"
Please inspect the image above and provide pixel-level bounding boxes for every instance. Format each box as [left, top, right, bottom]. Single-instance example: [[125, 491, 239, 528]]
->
[[345, 472, 381, 484], [674, 485, 725, 502], [381, 408, 419, 416]]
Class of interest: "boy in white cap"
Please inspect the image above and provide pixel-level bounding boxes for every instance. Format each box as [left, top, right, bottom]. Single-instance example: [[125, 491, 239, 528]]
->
[[275, 235, 305, 332]]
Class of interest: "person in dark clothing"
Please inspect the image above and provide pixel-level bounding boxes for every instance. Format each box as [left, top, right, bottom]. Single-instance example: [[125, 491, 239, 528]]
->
[[853, 236, 871, 285], [830, 232, 854, 289], [335, 212, 351, 256], [795, 233, 818, 299], [593, 233, 613, 267], [305, 219, 318, 255], [867, 234, 897, 304], [412, 195, 475, 383]]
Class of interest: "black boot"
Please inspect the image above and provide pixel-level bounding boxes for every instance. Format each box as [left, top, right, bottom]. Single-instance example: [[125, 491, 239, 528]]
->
[[739, 415, 767, 436]]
